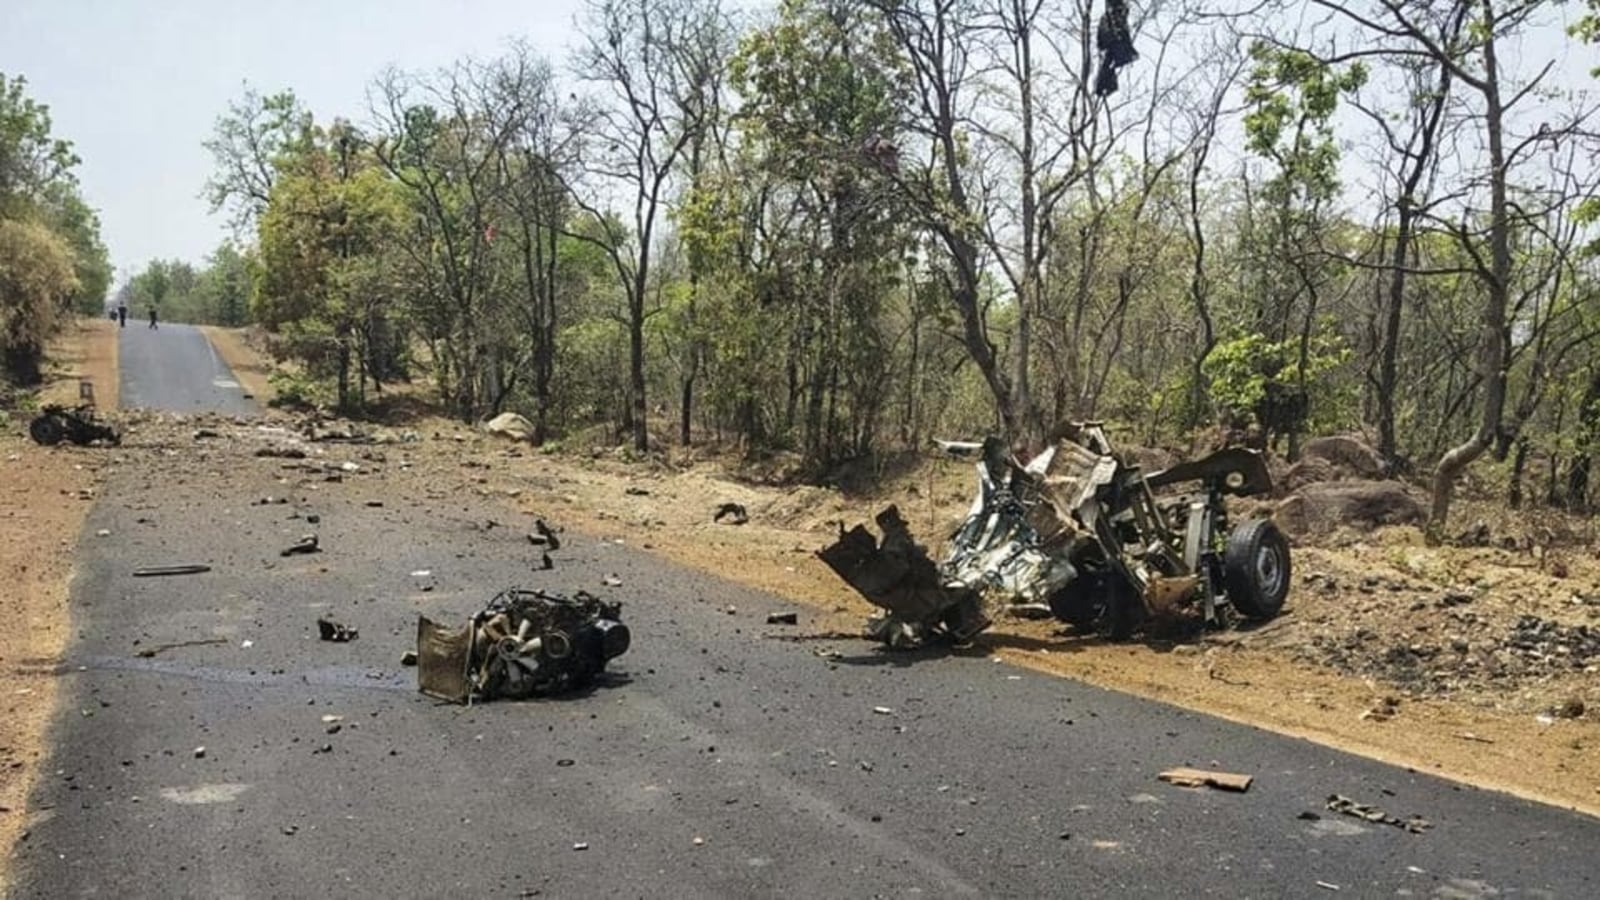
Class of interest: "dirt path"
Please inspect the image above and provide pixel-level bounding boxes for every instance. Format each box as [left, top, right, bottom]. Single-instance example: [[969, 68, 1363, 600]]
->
[[0, 320, 117, 891]]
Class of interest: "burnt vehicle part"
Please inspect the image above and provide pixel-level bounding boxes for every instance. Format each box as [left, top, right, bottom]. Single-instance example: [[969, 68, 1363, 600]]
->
[[416, 589, 630, 704], [819, 425, 1290, 646], [29, 404, 120, 446]]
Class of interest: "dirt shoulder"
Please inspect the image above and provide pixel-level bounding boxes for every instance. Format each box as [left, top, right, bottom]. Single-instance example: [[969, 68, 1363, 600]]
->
[[38, 318, 117, 410], [0, 320, 117, 891], [197, 325, 274, 403]]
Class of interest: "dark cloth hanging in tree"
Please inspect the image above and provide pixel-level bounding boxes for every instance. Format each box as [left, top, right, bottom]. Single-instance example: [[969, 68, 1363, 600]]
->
[[1094, 0, 1138, 97]]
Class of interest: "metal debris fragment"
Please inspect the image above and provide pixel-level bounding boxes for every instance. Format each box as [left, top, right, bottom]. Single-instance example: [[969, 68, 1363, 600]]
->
[[714, 502, 749, 525], [132, 564, 212, 578], [281, 535, 320, 557], [1158, 768, 1253, 792], [317, 618, 358, 642], [1325, 794, 1430, 833]]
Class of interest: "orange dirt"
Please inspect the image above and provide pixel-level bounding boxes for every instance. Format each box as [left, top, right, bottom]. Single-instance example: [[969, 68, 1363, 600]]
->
[[0, 319, 117, 891]]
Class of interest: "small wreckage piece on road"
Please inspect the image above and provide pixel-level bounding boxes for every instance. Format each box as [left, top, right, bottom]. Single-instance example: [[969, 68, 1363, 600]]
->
[[415, 588, 631, 704], [29, 404, 120, 447], [317, 617, 358, 642], [819, 423, 1291, 647]]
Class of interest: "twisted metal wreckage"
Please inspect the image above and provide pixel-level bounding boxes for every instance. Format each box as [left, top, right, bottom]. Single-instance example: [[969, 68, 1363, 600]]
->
[[416, 589, 632, 703], [818, 423, 1291, 648]]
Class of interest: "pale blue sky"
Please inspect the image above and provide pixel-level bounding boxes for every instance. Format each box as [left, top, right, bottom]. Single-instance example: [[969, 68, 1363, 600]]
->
[[2, 0, 588, 280]]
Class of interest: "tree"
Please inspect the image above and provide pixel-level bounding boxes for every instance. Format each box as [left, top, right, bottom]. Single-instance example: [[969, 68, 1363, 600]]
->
[[256, 122, 406, 410], [204, 86, 313, 234], [571, 0, 728, 452], [1, 73, 108, 332], [1302, 0, 1600, 527], [0, 218, 78, 383], [733, 0, 910, 463]]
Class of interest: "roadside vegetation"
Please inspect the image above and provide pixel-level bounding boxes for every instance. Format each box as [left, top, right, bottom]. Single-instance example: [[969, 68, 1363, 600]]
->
[[147, 0, 1600, 534], [0, 73, 111, 393]]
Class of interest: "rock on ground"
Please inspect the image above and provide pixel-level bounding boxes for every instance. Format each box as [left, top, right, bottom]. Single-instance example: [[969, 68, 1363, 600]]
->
[[1276, 480, 1426, 535], [483, 412, 535, 441]]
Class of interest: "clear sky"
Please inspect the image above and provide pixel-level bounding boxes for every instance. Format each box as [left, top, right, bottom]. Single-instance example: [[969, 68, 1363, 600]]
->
[[2, 0, 590, 282]]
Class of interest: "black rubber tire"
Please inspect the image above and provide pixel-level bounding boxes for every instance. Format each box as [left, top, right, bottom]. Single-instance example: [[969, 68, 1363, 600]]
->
[[29, 414, 64, 446], [1047, 575, 1099, 630], [1224, 518, 1291, 620]]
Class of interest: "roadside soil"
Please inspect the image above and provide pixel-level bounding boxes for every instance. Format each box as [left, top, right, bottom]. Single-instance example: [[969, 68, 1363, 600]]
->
[[0, 319, 117, 890], [197, 324, 274, 403]]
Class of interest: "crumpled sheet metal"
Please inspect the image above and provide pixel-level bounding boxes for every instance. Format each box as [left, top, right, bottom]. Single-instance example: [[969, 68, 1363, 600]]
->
[[416, 616, 473, 703]]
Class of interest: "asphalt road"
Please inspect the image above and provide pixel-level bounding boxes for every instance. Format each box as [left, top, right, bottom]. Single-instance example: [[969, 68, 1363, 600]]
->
[[9, 353, 1598, 897], [118, 322, 257, 415]]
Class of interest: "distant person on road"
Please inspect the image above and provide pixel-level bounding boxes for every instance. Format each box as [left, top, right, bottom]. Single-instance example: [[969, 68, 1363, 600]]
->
[[148, 306, 158, 329], [117, 302, 126, 328]]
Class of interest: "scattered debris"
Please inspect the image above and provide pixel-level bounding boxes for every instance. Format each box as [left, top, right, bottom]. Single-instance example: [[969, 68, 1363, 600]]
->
[[529, 518, 562, 551], [1360, 696, 1401, 722], [281, 534, 320, 557], [416, 588, 630, 704], [1551, 697, 1586, 720], [766, 611, 800, 626], [872, 706, 893, 715], [713, 502, 749, 525], [135, 638, 228, 658], [132, 564, 212, 578], [1315, 881, 1341, 892], [317, 618, 358, 642], [1157, 768, 1253, 792], [193, 747, 206, 759], [1325, 794, 1431, 833], [1454, 732, 1495, 744], [28, 404, 120, 447], [602, 574, 622, 587]]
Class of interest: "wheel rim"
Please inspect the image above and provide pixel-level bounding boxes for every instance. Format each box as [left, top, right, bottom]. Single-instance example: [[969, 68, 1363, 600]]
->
[[1255, 543, 1284, 599]]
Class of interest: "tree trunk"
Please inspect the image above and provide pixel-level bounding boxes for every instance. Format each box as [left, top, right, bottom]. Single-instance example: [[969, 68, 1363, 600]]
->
[[1508, 435, 1528, 509], [1565, 369, 1600, 510], [1430, 16, 1509, 529]]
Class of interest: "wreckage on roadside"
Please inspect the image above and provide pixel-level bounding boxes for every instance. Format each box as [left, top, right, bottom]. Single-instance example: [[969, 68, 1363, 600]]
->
[[416, 588, 631, 703], [819, 423, 1290, 647]]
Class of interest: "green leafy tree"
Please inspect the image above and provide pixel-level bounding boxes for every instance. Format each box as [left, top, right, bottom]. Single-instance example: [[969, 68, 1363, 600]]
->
[[256, 123, 405, 411], [0, 73, 109, 366]]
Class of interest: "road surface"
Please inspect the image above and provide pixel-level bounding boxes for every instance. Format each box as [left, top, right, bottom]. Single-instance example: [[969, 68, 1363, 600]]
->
[[8, 354, 1597, 897], [118, 322, 257, 415]]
